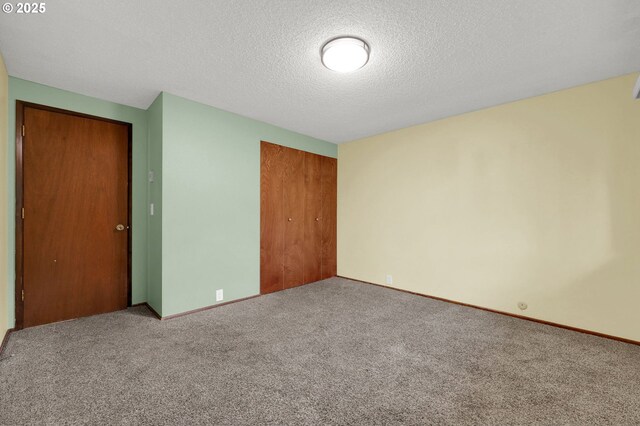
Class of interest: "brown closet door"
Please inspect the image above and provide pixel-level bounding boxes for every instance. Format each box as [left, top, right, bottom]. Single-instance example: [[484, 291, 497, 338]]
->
[[260, 141, 337, 294], [260, 142, 286, 294], [321, 156, 337, 279], [22, 106, 129, 328], [303, 152, 322, 283], [283, 147, 305, 289]]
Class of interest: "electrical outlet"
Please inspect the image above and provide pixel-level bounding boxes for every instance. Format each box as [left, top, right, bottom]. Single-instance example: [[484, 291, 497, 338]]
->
[[517, 302, 528, 311], [148, 170, 155, 183], [216, 289, 224, 302], [386, 274, 393, 285]]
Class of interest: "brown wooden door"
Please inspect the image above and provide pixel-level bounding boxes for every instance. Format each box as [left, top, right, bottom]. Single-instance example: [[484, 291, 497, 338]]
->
[[260, 142, 286, 294], [320, 156, 337, 279], [260, 141, 337, 294], [21, 105, 130, 328], [303, 152, 322, 283], [283, 147, 305, 289]]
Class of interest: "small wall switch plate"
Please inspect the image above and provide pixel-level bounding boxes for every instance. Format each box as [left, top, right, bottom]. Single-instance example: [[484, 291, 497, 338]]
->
[[149, 203, 154, 216], [386, 274, 393, 285], [216, 289, 224, 302], [517, 302, 528, 311], [148, 170, 155, 183]]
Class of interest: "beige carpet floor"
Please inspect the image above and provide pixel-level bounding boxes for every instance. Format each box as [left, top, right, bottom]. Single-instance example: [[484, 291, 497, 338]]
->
[[1, 277, 639, 425]]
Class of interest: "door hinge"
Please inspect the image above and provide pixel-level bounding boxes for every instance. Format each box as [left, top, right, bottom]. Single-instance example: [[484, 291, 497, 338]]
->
[[22, 125, 25, 137], [22, 289, 24, 302], [21, 207, 24, 219]]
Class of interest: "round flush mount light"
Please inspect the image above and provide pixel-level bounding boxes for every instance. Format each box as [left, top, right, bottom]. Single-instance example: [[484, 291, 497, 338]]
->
[[321, 37, 370, 73]]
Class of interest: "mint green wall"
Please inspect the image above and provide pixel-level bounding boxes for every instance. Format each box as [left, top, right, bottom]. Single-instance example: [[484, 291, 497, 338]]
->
[[147, 93, 163, 315], [160, 93, 336, 316], [0, 53, 8, 339], [7, 78, 149, 326], [4, 79, 336, 324]]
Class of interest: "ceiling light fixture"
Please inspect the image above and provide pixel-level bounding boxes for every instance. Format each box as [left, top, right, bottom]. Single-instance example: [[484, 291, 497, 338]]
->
[[321, 37, 370, 73]]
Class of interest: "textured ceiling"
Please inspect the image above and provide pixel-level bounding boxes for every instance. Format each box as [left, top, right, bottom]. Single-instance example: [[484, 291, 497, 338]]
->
[[1, 1, 639, 143]]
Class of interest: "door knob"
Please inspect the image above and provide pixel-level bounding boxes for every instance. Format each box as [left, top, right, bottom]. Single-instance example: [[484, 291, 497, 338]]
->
[[115, 224, 126, 231], [288, 218, 292, 222], [315, 217, 320, 221]]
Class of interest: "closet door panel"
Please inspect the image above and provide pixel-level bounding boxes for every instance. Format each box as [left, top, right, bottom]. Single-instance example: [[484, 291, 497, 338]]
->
[[303, 152, 322, 283], [321, 156, 338, 279], [283, 147, 306, 289], [260, 142, 286, 294]]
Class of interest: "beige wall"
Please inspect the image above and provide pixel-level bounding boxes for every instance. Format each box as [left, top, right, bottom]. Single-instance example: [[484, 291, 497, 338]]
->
[[0, 52, 8, 338], [338, 74, 640, 342]]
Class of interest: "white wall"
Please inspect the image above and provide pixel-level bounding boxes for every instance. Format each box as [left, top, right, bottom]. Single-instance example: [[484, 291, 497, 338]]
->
[[338, 74, 640, 342]]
